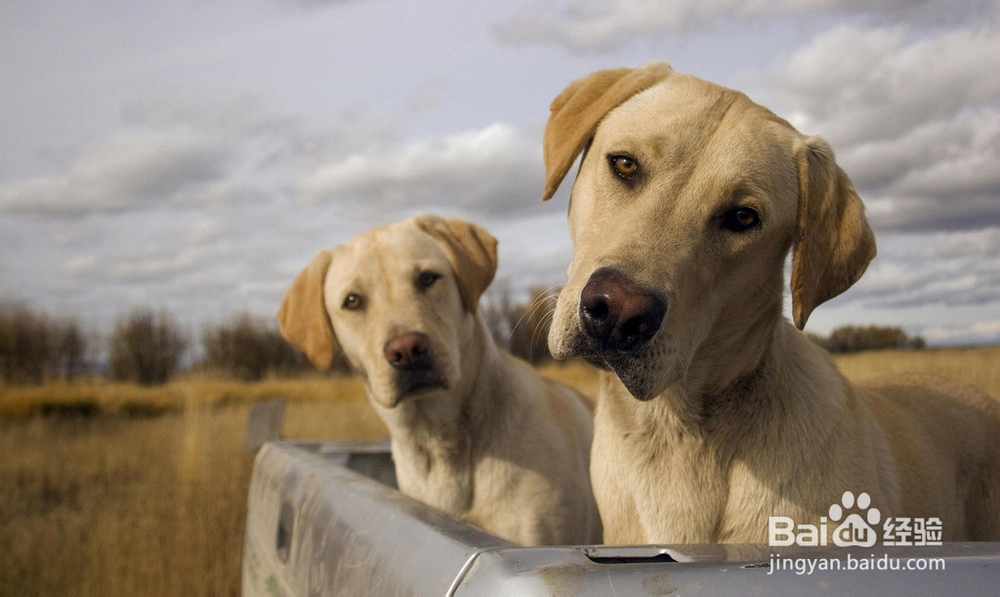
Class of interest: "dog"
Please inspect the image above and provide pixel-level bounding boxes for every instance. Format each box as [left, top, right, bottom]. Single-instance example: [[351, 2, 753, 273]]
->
[[276, 214, 601, 546], [541, 61, 1000, 544]]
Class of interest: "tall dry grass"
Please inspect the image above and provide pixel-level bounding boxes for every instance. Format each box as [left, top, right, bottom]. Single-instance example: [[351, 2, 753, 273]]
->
[[0, 374, 387, 597], [834, 345, 1000, 397], [0, 350, 996, 596]]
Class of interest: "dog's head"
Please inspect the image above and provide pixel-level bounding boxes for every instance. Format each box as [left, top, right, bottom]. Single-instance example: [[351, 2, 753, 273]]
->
[[276, 214, 498, 408], [543, 62, 875, 400]]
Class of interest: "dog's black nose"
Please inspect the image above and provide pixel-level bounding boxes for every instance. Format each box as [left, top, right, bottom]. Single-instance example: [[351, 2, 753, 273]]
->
[[579, 268, 666, 352], [384, 332, 431, 369]]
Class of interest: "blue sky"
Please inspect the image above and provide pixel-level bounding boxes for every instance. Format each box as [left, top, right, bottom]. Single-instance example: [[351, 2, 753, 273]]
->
[[2, 0, 999, 345]]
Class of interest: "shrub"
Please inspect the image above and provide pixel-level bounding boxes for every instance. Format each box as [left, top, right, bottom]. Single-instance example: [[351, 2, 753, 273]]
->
[[810, 325, 926, 353]]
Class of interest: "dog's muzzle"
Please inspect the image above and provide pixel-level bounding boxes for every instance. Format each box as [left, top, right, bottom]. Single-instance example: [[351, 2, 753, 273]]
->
[[383, 332, 446, 401], [579, 267, 666, 353]]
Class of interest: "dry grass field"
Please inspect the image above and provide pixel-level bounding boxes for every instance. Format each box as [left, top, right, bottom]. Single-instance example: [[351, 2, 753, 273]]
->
[[1, 347, 997, 596]]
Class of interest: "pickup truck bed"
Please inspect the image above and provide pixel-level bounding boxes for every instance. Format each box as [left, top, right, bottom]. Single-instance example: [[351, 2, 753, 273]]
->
[[242, 441, 1000, 596]]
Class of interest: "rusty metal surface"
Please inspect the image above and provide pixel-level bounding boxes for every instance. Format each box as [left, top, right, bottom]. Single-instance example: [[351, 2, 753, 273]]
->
[[242, 441, 1000, 596]]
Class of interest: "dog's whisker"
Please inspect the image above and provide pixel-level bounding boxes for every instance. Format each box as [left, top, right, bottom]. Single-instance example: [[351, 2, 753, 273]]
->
[[506, 285, 562, 344]]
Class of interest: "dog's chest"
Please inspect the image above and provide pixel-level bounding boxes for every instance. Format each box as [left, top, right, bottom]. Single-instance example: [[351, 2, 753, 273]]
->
[[593, 409, 735, 543], [390, 434, 473, 516]]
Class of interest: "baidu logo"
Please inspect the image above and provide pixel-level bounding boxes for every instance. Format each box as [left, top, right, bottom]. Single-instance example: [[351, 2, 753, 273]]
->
[[829, 490, 881, 547], [768, 491, 943, 548]]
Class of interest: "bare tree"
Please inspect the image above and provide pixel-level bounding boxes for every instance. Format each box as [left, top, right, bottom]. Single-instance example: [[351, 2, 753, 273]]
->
[[0, 303, 50, 384], [0, 304, 93, 384], [108, 307, 188, 385], [202, 312, 311, 380], [49, 317, 89, 380]]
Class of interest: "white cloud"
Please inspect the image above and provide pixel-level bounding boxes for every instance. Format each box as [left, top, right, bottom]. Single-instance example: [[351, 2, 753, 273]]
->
[[494, 0, 980, 51], [60, 254, 99, 278], [295, 122, 544, 219], [0, 128, 227, 216], [0, 94, 303, 218], [770, 19, 1000, 235], [773, 24, 1000, 146], [845, 228, 1000, 309], [923, 319, 1000, 345]]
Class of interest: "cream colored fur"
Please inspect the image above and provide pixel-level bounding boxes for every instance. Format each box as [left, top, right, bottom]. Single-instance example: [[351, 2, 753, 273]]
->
[[277, 214, 601, 546], [543, 62, 1000, 544]]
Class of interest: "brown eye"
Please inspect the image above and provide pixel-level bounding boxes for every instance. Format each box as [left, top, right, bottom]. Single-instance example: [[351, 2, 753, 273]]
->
[[722, 207, 760, 232], [609, 155, 639, 180], [342, 293, 364, 310], [416, 271, 440, 291]]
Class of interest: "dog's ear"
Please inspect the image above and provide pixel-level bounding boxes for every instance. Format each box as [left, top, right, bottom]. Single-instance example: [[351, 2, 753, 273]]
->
[[542, 61, 674, 201], [790, 137, 876, 330], [277, 250, 340, 370], [413, 214, 498, 314]]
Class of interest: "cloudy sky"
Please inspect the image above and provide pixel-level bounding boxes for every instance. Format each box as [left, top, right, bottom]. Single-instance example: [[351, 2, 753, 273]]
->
[[2, 0, 999, 346]]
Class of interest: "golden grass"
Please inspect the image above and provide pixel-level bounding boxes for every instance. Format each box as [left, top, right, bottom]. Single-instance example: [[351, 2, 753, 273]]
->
[[538, 359, 602, 397], [0, 373, 372, 419], [0, 350, 994, 596], [1, 408, 250, 596], [834, 345, 1000, 398], [0, 374, 387, 597]]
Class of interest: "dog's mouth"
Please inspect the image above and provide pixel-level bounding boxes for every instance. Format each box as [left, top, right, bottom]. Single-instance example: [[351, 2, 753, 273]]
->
[[590, 351, 664, 401], [390, 368, 448, 405], [559, 334, 663, 401]]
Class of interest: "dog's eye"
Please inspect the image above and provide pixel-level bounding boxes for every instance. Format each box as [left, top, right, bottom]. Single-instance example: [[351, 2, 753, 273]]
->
[[721, 207, 761, 232], [416, 271, 440, 291], [608, 155, 639, 180], [342, 293, 364, 310]]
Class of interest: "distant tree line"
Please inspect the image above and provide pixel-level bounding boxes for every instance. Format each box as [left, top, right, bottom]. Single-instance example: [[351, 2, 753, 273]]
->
[[0, 303, 319, 386], [808, 325, 926, 353], [0, 298, 927, 387], [0, 285, 557, 386], [0, 304, 89, 384], [201, 312, 315, 381]]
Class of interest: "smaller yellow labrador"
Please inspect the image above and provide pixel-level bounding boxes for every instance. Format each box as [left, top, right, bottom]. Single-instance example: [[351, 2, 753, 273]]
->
[[277, 214, 601, 546], [542, 62, 1000, 544]]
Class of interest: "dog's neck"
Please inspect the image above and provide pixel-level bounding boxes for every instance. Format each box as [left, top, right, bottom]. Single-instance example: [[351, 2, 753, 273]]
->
[[650, 316, 842, 434], [634, 271, 833, 431], [685, 298, 784, 402], [376, 314, 504, 513]]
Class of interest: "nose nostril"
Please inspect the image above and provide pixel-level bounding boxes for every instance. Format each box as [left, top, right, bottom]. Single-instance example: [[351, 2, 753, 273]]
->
[[619, 303, 666, 348], [584, 300, 609, 321], [579, 268, 666, 352]]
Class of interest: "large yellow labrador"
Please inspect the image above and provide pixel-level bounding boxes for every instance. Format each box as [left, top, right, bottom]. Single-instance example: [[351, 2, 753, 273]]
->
[[542, 62, 1000, 544], [277, 214, 601, 546]]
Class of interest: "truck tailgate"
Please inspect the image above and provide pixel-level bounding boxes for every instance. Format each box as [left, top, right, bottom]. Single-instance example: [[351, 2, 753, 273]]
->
[[243, 441, 1000, 596]]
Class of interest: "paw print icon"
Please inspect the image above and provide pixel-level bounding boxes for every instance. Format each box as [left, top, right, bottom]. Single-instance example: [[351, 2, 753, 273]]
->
[[830, 491, 881, 548]]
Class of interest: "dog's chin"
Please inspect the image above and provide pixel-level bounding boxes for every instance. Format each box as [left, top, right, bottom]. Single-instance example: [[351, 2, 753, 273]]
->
[[383, 375, 448, 408], [598, 354, 668, 401], [553, 333, 664, 401]]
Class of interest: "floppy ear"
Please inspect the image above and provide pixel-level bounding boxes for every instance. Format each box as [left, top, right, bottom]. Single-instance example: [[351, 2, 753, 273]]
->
[[276, 250, 339, 370], [413, 214, 498, 314], [542, 61, 674, 201], [790, 137, 876, 330]]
